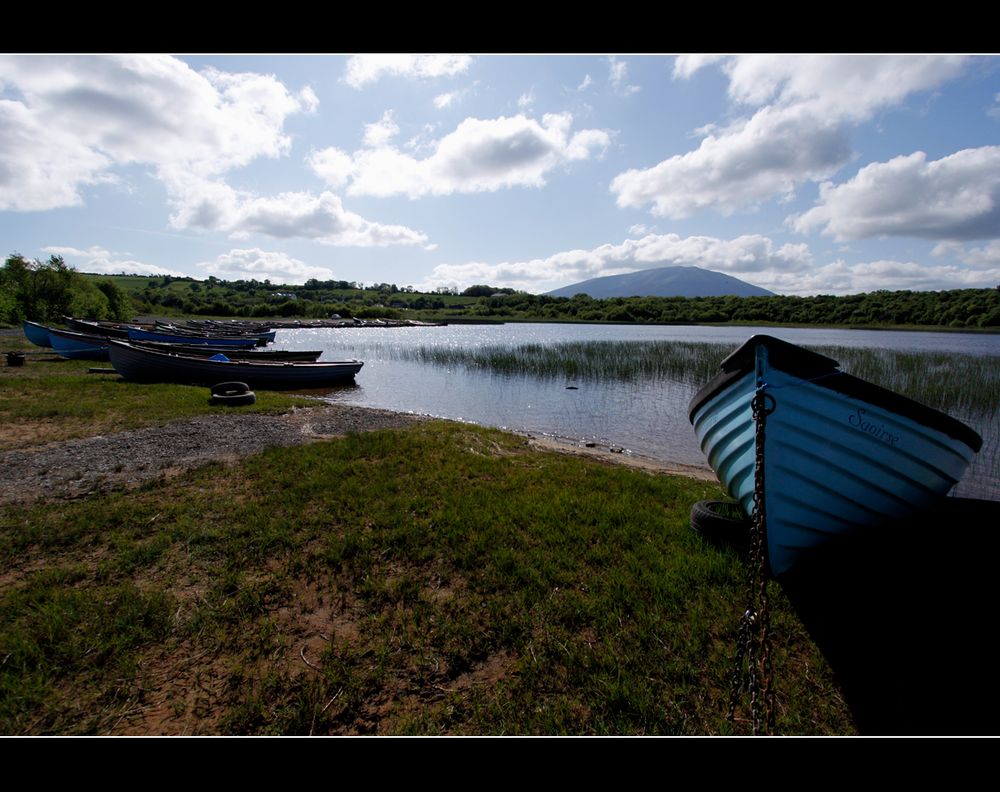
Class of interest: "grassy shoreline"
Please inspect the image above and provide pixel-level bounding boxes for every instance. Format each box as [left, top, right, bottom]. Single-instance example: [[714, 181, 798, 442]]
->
[[0, 422, 853, 735], [0, 337, 856, 734]]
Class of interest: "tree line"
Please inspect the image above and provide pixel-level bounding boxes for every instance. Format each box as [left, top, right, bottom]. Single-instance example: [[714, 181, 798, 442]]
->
[[3, 254, 997, 329]]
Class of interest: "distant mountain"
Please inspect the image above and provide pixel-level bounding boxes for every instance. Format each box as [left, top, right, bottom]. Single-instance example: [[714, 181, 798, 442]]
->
[[545, 266, 775, 299]]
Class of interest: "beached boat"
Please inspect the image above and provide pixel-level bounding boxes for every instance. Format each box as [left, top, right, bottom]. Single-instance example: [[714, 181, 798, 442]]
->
[[22, 320, 54, 348], [63, 317, 137, 338], [133, 342, 323, 362], [688, 335, 982, 576], [126, 328, 260, 348], [108, 340, 362, 389], [45, 328, 323, 363], [48, 327, 112, 360]]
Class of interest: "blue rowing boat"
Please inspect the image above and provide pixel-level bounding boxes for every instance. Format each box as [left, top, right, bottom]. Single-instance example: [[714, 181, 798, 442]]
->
[[48, 327, 111, 360], [127, 328, 260, 348], [108, 340, 363, 389], [689, 335, 982, 576], [22, 320, 54, 348]]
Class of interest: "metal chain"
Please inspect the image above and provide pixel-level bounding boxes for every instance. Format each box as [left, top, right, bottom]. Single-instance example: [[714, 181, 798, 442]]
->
[[727, 388, 775, 735]]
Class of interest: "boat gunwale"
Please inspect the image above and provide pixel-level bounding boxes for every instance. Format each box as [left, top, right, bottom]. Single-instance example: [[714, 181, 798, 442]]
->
[[688, 334, 983, 452]]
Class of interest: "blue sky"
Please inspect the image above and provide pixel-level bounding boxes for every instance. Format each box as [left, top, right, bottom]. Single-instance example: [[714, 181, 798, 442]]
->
[[2, 53, 999, 295]]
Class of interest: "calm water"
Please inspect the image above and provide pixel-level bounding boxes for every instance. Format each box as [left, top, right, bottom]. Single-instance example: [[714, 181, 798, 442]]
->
[[275, 324, 1000, 499]]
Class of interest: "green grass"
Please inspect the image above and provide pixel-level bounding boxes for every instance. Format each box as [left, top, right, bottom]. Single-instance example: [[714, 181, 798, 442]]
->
[[0, 336, 313, 451], [0, 423, 854, 735]]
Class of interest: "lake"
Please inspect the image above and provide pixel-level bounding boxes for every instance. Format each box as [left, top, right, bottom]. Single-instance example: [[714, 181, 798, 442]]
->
[[275, 323, 1000, 499]]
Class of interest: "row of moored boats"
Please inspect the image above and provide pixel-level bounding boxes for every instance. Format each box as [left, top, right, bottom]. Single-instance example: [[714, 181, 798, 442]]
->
[[22, 317, 363, 388]]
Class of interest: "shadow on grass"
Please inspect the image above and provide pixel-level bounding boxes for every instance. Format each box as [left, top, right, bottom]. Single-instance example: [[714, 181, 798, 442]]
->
[[778, 496, 1000, 736]]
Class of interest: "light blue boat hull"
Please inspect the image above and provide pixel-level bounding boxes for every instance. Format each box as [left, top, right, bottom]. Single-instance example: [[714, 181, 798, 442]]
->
[[690, 338, 982, 576]]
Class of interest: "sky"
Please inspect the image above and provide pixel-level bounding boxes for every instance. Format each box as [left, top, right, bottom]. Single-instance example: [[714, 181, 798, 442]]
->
[[2, 53, 1000, 296]]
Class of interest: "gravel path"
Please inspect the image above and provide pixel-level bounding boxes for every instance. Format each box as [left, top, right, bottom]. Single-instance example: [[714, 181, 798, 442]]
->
[[0, 405, 427, 505]]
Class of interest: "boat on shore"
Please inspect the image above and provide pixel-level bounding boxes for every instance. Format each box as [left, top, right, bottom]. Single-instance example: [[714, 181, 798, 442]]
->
[[126, 328, 261, 348], [133, 342, 322, 362], [688, 335, 982, 576], [48, 327, 112, 360], [45, 328, 323, 362], [22, 320, 55, 348], [108, 340, 362, 389]]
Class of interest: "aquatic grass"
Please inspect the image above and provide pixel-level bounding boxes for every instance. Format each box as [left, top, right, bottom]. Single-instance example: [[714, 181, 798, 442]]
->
[[403, 341, 733, 387], [401, 340, 1000, 416]]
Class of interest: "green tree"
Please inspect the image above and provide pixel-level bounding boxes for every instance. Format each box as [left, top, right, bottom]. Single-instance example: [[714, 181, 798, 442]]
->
[[1, 253, 77, 322]]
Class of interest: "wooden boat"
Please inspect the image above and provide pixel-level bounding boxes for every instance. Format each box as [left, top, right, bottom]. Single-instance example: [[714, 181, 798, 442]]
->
[[688, 335, 982, 576], [108, 340, 362, 389], [48, 327, 112, 360], [132, 342, 322, 362], [63, 317, 138, 338], [156, 320, 276, 340], [127, 328, 260, 348], [22, 320, 54, 348], [46, 329, 322, 362]]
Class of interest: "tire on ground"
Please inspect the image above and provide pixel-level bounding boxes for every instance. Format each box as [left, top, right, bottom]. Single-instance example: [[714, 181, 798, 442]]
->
[[690, 499, 751, 554], [211, 381, 251, 397], [209, 381, 256, 407]]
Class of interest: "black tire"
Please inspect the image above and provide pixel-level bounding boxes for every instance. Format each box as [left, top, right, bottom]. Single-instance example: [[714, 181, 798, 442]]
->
[[690, 500, 751, 555], [210, 391, 257, 406], [210, 381, 251, 397]]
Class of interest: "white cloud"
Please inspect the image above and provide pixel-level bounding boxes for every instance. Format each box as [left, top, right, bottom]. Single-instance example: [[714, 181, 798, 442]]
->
[[434, 91, 458, 109], [418, 232, 811, 293], [791, 146, 1000, 241], [200, 248, 333, 284], [0, 58, 415, 255], [307, 147, 355, 189], [362, 110, 399, 147], [768, 258, 1000, 295], [629, 223, 651, 235], [41, 245, 185, 277], [577, 74, 592, 92], [403, 123, 440, 155], [614, 55, 967, 218], [671, 54, 726, 80], [343, 55, 472, 89], [310, 112, 610, 198], [613, 104, 850, 217], [608, 57, 640, 95], [167, 178, 430, 248], [0, 54, 316, 212], [717, 54, 966, 120], [934, 239, 1000, 267], [517, 90, 535, 110]]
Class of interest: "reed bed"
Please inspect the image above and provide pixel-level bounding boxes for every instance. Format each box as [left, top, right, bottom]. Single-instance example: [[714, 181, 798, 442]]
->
[[403, 340, 1000, 416], [404, 341, 731, 389]]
